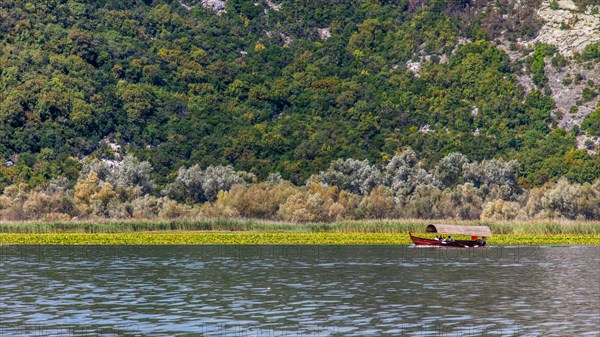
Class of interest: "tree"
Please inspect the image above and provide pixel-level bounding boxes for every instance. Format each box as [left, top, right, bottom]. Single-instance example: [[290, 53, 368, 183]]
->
[[434, 152, 468, 188], [385, 148, 439, 197], [164, 164, 254, 203], [315, 158, 383, 195], [541, 177, 580, 219]]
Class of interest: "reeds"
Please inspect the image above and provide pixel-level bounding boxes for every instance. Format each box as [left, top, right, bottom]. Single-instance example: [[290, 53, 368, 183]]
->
[[0, 218, 599, 234]]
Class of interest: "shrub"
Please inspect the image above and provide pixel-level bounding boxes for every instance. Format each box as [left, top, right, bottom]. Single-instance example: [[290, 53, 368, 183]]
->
[[385, 148, 439, 197], [164, 164, 254, 203], [358, 185, 396, 219], [277, 184, 337, 222], [480, 199, 521, 220], [576, 181, 600, 220], [464, 159, 519, 188], [212, 182, 298, 219], [541, 177, 580, 219], [434, 152, 468, 188], [401, 184, 442, 219], [316, 158, 383, 195], [40, 212, 72, 222], [80, 155, 155, 193], [438, 183, 482, 220]]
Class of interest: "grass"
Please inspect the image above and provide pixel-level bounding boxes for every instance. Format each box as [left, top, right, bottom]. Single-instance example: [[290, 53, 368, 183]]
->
[[0, 219, 599, 234], [0, 219, 598, 245]]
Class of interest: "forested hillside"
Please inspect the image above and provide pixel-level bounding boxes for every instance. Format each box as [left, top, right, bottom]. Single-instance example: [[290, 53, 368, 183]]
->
[[0, 0, 599, 222]]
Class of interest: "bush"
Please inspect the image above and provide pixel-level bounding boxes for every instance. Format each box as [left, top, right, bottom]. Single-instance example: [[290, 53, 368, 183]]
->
[[434, 152, 468, 188], [315, 158, 383, 195], [401, 184, 442, 219], [80, 155, 155, 193], [541, 178, 580, 219], [164, 164, 254, 203], [277, 184, 337, 222], [438, 183, 483, 220], [576, 181, 600, 220], [464, 159, 519, 188], [212, 182, 298, 219], [385, 148, 439, 197], [358, 185, 396, 219], [481, 199, 521, 220]]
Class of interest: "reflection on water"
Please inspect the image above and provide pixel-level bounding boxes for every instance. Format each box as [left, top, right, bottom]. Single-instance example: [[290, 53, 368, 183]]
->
[[0, 245, 598, 336]]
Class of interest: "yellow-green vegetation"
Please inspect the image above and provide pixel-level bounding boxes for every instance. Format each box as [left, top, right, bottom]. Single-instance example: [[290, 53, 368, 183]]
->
[[0, 232, 598, 245], [1, 219, 598, 245]]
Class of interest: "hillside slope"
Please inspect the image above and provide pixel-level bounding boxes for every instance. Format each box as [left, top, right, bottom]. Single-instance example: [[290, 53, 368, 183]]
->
[[0, 0, 598, 189]]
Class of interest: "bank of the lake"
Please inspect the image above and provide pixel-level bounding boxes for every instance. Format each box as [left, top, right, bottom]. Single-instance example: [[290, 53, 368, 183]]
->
[[1, 220, 598, 245], [1, 232, 599, 245], [1, 219, 599, 234]]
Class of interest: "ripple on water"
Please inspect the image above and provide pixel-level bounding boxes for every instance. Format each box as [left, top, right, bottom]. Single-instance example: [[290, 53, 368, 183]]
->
[[0, 245, 598, 336]]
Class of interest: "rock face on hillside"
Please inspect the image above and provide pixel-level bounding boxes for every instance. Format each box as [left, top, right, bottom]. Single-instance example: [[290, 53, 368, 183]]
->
[[179, 0, 227, 13], [548, 61, 600, 129], [528, 0, 600, 55], [530, 1, 599, 130], [201, 0, 227, 14], [493, 0, 600, 132]]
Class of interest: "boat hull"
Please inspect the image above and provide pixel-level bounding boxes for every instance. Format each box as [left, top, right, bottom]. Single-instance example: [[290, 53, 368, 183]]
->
[[409, 233, 483, 248]]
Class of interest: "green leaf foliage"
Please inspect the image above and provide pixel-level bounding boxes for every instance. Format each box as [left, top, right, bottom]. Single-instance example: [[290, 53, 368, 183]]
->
[[0, 0, 597, 191]]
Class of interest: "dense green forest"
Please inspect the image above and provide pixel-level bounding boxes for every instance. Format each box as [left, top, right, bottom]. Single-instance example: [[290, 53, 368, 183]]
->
[[0, 0, 598, 194]]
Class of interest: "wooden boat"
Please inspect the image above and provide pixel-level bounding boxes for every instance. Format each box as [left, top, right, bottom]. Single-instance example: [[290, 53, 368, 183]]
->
[[409, 224, 491, 248]]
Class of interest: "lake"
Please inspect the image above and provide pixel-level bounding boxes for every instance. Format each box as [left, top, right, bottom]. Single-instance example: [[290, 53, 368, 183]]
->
[[0, 245, 598, 336]]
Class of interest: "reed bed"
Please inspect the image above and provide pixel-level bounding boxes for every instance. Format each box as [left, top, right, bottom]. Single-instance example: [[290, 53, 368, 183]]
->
[[0, 219, 599, 234]]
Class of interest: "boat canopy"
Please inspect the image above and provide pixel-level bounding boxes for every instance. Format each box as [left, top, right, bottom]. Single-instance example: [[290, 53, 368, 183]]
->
[[425, 224, 492, 237]]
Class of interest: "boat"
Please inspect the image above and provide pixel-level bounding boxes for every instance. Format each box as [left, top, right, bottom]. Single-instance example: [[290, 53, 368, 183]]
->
[[409, 224, 491, 248]]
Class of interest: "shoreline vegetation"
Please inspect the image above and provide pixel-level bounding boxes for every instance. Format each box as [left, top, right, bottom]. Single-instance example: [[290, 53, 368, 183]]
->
[[0, 219, 598, 245], [3, 153, 598, 226]]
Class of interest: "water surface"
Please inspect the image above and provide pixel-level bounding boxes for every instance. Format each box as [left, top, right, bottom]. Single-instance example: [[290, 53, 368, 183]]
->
[[0, 245, 598, 336]]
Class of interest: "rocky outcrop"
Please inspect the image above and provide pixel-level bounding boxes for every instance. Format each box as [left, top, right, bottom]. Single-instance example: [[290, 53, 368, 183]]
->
[[201, 0, 227, 14], [528, 0, 600, 55], [265, 0, 282, 11], [406, 60, 422, 77], [317, 28, 331, 40], [179, 0, 227, 13], [576, 134, 599, 154], [491, 1, 599, 130], [549, 60, 600, 129], [179, 1, 196, 11], [265, 30, 292, 46]]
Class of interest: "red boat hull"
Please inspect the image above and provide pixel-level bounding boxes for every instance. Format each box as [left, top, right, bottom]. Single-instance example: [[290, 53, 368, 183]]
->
[[409, 233, 483, 248]]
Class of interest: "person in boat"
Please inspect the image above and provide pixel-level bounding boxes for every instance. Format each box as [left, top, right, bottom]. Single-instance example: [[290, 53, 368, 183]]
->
[[446, 236, 454, 243], [480, 237, 486, 246]]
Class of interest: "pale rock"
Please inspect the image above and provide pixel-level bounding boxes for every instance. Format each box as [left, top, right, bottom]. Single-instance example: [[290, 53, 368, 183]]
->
[[548, 61, 600, 129], [266, 30, 292, 46], [576, 135, 599, 154], [317, 28, 331, 40], [406, 60, 421, 77], [179, 0, 196, 11], [528, 0, 600, 56], [265, 0, 282, 11], [201, 0, 227, 14], [280, 32, 292, 46]]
